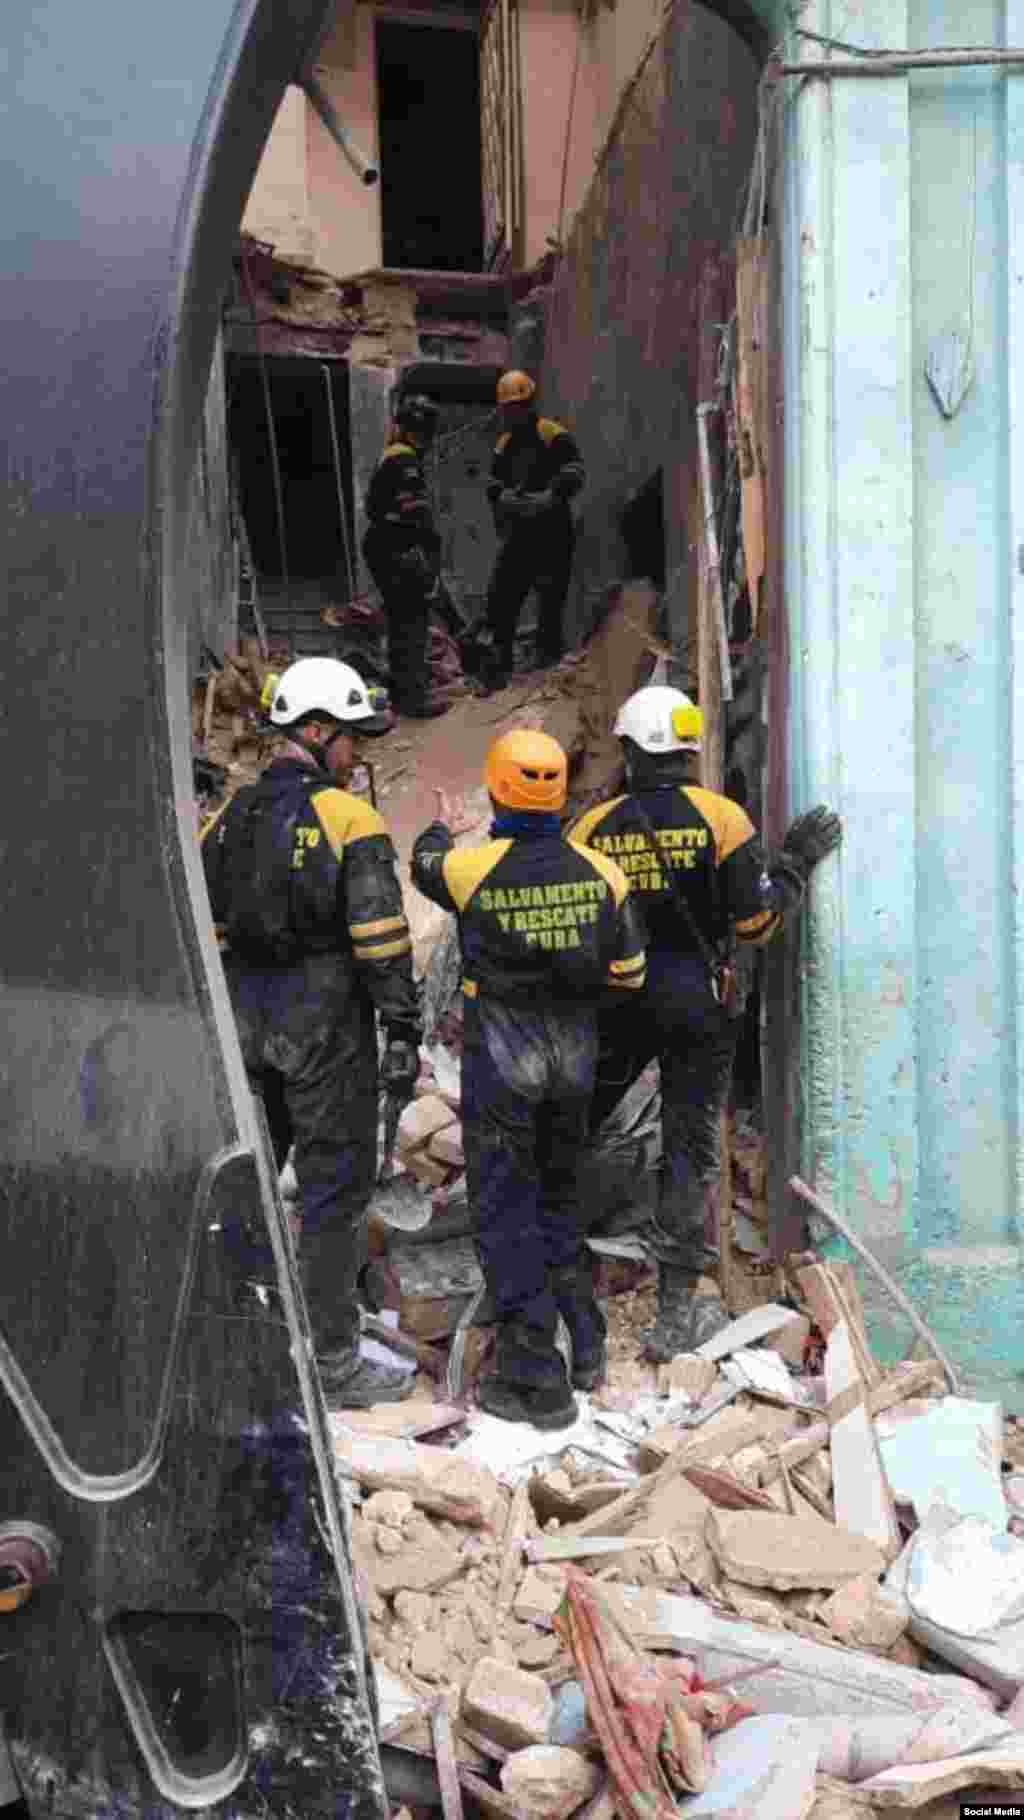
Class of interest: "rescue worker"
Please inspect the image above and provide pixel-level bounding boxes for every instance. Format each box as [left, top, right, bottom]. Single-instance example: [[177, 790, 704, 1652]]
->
[[362, 392, 450, 720], [411, 730, 646, 1428], [569, 685, 842, 1360], [201, 657, 422, 1407], [476, 371, 585, 694]]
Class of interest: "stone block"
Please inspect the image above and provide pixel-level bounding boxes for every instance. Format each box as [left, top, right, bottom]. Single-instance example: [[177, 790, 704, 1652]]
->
[[462, 1657, 553, 1751], [499, 1747, 602, 1820]]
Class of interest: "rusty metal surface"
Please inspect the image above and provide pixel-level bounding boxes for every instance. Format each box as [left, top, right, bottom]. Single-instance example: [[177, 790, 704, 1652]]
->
[[1, 0, 385, 1811]]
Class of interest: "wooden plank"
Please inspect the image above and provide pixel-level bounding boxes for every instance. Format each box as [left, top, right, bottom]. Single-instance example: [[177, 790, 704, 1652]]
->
[[756, 1362, 946, 1488], [492, 1480, 531, 1638], [734, 237, 767, 628], [525, 1534, 666, 1565], [828, 1260, 883, 1389], [431, 1698, 466, 1820], [794, 1263, 878, 1389], [682, 1465, 778, 1511], [824, 1321, 898, 1558]]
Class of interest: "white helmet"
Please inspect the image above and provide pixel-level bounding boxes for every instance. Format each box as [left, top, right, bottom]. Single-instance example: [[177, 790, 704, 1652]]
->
[[264, 658, 392, 737], [613, 685, 704, 754]]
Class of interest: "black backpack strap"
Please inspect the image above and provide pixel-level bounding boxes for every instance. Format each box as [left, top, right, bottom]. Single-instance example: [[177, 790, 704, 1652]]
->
[[627, 794, 735, 1009]]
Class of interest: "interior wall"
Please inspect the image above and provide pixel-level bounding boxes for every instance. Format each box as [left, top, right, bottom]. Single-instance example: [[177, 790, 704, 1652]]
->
[[540, 0, 759, 648]]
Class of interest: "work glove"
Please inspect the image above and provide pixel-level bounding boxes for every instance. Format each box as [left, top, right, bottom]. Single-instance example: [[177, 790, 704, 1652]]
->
[[380, 1037, 420, 1106], [782, 805, 843, 879]]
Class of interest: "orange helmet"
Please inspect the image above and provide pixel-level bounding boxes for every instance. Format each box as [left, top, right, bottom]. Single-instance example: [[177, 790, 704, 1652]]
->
[[496, 369, 536, 406], [485, 729, 567, 812]]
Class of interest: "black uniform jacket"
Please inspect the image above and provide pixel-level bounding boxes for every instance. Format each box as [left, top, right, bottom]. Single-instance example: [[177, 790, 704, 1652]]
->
[[569, 785, 780, 959], [487, 417, 585, 521], [201, 759, 420, 1039], [411, 823, 646, 1005], [365, 440, 438, 550]]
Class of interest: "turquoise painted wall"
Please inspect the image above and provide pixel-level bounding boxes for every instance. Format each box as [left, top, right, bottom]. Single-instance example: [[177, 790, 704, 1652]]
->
[[777, 0, 1024, 1403]]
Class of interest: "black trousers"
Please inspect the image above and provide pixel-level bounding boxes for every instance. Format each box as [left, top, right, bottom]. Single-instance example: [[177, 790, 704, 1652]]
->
[[589, 955, 739, 1277], [484, 520, 575, 675], [362, 528, 434, 712], [461, 996, 597, 1378], [224, 951, 378, 1365]]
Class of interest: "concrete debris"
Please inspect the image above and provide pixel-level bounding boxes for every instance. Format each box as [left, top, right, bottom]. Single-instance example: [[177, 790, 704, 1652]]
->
[[818, 1577, 908, 1653], [826, 1321, 899, 1557], [462, 1659, 554, 1750], [694, 1303, 805, 1363], [657, 1356, 719, 1399], [721, 1347, 814, 1407], [499, 1746, 603, 1820], [885, 1507, 1024, 1698], [675, 1714, 820, 1819], [706, 1509, 887, 1591], [875, 1398, 1006, 1532], [851, 1742, 1024, 1807], [813, 1708, 1014, 1784], [611, 1587, 986, 1723], [334, 1426, 501, 1526]]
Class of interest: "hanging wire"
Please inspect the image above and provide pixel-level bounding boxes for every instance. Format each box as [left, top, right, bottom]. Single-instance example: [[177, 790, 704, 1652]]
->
[[239, 246, 292, 655], [321, 362, 357, 604]]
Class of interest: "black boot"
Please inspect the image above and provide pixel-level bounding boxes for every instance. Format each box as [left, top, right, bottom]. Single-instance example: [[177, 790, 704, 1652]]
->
[[317, 1349, 417, 1409], [477, 1316, 577, 1430], [641, 1266, 729, 1362], [551, 1260, 607, 1391]]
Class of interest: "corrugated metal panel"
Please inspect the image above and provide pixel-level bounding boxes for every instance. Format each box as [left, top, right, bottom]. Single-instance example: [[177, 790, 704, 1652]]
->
[[783, 0, 1024, 1402]]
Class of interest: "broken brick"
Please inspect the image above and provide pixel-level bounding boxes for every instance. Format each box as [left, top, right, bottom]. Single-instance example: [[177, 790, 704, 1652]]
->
[[461, 1657, 553, 1750], [398, 1094, 456, 1154]]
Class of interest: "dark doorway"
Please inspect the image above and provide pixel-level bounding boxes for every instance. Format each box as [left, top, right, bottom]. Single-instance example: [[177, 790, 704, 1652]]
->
[[375, 21, 484, 272], [226, 356, 355, 590]]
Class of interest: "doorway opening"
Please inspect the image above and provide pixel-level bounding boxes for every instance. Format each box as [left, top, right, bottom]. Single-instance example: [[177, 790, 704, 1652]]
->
[[375, 20, 484, 271], [226, 355, 356, 652]]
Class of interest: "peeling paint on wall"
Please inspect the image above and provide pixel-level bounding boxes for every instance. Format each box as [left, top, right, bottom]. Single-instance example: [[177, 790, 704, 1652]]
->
[[540, 0, 759, 649]]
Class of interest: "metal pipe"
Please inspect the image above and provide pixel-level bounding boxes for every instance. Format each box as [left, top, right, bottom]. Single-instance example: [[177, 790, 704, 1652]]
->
[[321, 362, 356, 602], [778, 47, 1024, 76], [301, 73, 378, 186]]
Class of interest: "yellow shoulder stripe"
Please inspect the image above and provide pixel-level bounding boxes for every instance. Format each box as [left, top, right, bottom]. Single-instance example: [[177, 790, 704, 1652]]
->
[[736, 909, 780, 946], [355, 934, 412, 961], [567, 797, 625, 845], [684, 787, 755, 865], [311, 788, 388, 860], [575, 843, 630, 909], [199, 795, 233, 845], [537, 417, 567, 443], [442, 841, 512, 913]]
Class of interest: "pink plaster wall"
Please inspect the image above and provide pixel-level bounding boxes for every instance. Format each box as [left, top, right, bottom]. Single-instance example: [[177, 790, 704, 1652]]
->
[[307, 4, 382, 278], [518, 0, 598, 266]]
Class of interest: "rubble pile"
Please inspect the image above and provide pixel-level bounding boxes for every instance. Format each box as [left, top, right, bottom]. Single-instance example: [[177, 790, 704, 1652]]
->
[[333, 1274, 1024, 1820]]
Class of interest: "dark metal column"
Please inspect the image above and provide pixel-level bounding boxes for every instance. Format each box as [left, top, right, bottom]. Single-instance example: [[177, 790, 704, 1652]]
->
[[0, 3, 386, 1813]]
